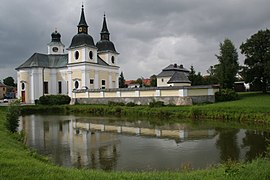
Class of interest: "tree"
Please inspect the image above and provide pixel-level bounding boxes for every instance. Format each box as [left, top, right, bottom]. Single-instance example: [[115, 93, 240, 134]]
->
[[216, 129, 240, 162], [240, 29, 270, 93], [205, 66, 219, 85], [3, 76, 15, 87], [135, 78, 143, 87], [118, 72, 126, 88], [215, 39, 239, 89], [150, 74, 157, 87], [188, 66, 196, 85], [188, 66, 205, 85]]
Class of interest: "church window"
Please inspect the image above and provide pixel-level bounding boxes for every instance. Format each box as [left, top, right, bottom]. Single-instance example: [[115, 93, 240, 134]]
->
[[89, 51, 93, 59], [74, 81, 79, 89], [161, 79, 164, 82], [75, 51, 79, 60], [44, 82, 49, 94], [90, 79, 94, 84], [21, 83, 25, 90], [111, 56, 115, 64], [101, 80, 106, 89], [58, 81, 62, 94], [102, 80, 106, 86]]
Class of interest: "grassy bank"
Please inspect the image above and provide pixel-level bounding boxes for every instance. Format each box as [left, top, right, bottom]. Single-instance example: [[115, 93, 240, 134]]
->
[[1, 109, 270, 179], [21, 92, 270, 125]]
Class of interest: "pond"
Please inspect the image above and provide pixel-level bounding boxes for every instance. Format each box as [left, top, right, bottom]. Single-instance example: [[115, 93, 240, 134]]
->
[[19, 114, 270, 171]]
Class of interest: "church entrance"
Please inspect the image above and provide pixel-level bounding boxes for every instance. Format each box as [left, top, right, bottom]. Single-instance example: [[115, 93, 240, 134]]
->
[[21, 91, 25, 103]]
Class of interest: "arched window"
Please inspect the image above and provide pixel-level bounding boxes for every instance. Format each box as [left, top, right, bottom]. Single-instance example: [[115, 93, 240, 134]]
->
[[89, 51, 93, 59], [21, 82, 25, 90], [111, 56, 115, 64], [74, 81, 79, 89], [75, 51, 79, 60]]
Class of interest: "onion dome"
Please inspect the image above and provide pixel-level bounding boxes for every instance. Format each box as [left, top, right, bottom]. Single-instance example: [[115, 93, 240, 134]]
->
[[51, 30, 61, 42]]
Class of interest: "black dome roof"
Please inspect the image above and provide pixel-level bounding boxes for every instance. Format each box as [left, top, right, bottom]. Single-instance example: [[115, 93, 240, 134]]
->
[[69, 33, 95, 48], [51, 31, 61, 42], [96, 40, 117, 53]]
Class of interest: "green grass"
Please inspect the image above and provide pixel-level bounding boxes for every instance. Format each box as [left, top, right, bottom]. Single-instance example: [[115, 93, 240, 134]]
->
[[1, 92, 270, 179], [21, 92, 270, 125]]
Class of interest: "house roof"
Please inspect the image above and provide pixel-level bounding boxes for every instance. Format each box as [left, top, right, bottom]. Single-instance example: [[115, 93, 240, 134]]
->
[[167, 71, 191, 83], [0, 82, 6, 87], [143, 79, 151, 85], [157, 64, 189, 76], [125, 79, 151, 86], [157, 63, 190, 84], [125, 80, 136, 85]]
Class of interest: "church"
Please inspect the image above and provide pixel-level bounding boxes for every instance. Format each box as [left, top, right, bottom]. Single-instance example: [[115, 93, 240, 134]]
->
[[16, 6, 120, 103]]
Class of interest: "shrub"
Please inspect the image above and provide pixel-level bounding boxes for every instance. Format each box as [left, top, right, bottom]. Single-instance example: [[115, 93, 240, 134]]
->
[[189, 107, 203, 120], [39, 95, 71, 105], [149, 100, 164, 107], [215, 89, 239, 102], [108, 101, 125, 106], [114, 107, 122, 115], [5, 100, 21, 133]]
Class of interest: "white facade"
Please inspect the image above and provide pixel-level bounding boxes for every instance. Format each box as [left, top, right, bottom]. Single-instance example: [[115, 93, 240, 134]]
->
[[16, 6, 120, 103]]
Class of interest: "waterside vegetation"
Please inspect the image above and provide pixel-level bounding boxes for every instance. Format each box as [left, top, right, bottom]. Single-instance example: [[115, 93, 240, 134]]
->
[[1, 92, 270, 179], [22, 92, 270, 125]]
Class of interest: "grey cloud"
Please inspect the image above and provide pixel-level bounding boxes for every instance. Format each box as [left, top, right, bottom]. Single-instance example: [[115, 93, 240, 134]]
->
[[1, 0, 270, 81]]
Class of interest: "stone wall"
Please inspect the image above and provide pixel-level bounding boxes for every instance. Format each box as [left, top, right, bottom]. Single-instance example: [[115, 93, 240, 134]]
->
[[72, 96, 215, 106], [191, 95, 215, 104]]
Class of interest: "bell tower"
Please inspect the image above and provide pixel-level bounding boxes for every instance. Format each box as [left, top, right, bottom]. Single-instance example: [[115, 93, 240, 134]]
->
[[47, 30, 65, 54], [96, 14, 119, 66]]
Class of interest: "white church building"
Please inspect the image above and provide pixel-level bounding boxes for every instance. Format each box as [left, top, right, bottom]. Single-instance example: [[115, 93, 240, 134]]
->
[[16, 6, 120, 103]]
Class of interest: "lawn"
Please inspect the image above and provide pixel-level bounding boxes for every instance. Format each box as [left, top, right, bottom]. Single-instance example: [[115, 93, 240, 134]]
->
[[21, 92, 270, 124]]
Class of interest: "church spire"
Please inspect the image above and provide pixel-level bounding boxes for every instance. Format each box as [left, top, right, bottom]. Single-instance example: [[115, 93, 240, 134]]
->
[[100, 14, 110, 41], [77, 5, 88, 34]]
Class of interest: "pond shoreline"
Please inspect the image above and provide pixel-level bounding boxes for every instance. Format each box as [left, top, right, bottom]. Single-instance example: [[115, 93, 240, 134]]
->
[[21, 93, 270, 126], [1, 92, 270, 179]]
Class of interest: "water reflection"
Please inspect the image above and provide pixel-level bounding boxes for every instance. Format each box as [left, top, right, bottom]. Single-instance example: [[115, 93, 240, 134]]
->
[[216, 129, 240, 162], [19, 115, 270, 171], [242, 131, 270, 161]]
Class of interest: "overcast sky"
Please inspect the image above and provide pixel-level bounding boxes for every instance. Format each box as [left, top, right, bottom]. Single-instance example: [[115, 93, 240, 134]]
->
[[1, 0, 270, 81]]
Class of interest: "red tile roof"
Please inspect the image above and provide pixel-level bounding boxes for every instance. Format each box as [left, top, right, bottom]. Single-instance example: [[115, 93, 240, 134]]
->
[[125, 79, 151, 85]]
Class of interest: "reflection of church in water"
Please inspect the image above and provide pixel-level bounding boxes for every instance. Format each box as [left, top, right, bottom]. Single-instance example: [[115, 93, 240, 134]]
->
[[21, 116, 120, 169], [20, 115, 216, 170]]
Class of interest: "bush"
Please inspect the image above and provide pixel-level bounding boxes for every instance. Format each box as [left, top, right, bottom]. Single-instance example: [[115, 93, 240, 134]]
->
[[39, 95, 71, 105], [108, 101, 125, 106], [5, 100, 21, 133], [149, 100, 164, 107], [215, 89, 239, 102]]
